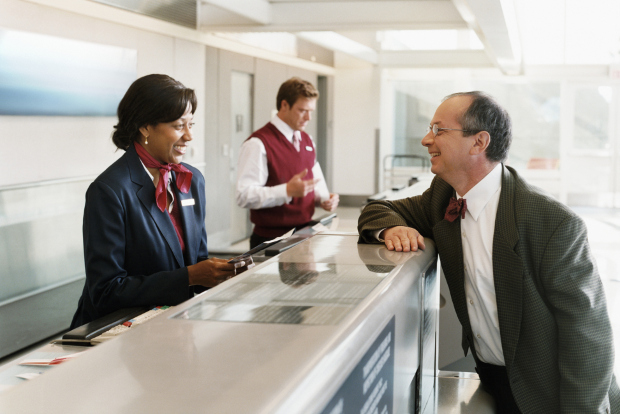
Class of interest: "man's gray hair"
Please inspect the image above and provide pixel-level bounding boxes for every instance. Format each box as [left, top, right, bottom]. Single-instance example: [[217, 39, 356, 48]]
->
[[444, 91, 512, 163]]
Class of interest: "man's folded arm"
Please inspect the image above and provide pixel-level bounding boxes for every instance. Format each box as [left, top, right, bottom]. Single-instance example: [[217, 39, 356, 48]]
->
[[358, 195, 431, 244]]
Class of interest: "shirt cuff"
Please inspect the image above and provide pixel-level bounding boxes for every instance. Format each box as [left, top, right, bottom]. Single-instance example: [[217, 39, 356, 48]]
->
[[373, 229, 386, 242], [273, 183, 292, 204]]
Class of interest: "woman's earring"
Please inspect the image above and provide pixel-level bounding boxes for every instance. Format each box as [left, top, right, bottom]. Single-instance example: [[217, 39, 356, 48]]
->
[[145, 135, 149, 145]]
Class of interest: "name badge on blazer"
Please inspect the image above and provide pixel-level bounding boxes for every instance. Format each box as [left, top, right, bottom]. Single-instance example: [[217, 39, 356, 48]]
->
[[181, 198, 195, 207], [305, 145, 313, 151]]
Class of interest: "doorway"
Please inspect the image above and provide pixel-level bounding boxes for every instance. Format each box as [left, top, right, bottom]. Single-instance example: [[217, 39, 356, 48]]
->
[[229, 71, 254, 243]]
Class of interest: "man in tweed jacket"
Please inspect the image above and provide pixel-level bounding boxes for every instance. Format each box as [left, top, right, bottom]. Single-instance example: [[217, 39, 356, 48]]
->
[[358, 92, 619, 413]]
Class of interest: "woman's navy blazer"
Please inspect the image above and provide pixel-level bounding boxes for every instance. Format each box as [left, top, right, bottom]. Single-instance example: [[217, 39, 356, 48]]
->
[[70, 144, 208, 328]]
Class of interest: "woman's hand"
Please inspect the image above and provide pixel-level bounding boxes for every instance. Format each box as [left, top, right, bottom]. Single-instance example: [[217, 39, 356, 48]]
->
[[187, 257, 254, 287]]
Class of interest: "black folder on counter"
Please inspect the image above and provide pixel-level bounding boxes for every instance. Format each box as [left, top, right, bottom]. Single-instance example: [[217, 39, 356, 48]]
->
[[263, 234, 313, 256], [227, 228, 296, 264], [61, 307, 148, 343]]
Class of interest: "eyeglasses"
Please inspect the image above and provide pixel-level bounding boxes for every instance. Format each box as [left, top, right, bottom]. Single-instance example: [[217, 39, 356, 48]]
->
[[426, 124, 476, 137]]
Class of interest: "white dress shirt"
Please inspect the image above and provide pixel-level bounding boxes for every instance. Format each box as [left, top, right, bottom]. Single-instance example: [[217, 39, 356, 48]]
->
[[235, 114, 330, 210], [372, 163, 504, 364], [459, 163, 504, 365]]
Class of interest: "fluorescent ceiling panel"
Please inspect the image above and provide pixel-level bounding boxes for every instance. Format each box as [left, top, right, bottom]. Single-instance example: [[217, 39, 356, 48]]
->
[[213, 32, 297, 56], [297, 31, 377, 63], [379, 30, 483, 51]]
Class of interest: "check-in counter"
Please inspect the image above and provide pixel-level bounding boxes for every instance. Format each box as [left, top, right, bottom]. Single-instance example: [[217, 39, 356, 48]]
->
[[0, 232, 439, 414], [363, 179, 495, 414]]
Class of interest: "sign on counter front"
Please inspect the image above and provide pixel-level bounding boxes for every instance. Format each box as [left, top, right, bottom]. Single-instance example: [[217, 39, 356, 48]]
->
[[320, 316, 395, 414]]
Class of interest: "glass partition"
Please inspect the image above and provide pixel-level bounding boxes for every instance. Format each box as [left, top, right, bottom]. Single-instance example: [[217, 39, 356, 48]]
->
[[389, 72, 620, 208], [392, 79, 561, 171], [0, 179, 90, 304]]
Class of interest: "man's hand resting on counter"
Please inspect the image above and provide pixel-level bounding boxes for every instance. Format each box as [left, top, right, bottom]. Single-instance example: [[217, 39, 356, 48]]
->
[[380, 226, 425, 252]]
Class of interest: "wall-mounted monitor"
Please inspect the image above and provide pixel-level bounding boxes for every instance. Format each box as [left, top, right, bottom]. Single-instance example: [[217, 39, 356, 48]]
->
[[0, 28, 136, 116]]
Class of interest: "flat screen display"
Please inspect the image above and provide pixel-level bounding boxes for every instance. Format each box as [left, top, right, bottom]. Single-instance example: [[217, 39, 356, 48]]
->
[[0, 29, 136, 116]]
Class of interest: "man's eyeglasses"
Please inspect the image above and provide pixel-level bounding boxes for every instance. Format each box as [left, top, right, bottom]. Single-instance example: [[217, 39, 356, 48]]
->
[[426, 124, 476, 137]]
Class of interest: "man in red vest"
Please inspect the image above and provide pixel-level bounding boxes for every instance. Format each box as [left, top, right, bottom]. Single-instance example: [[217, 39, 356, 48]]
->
[[236, 77, 339, 248]]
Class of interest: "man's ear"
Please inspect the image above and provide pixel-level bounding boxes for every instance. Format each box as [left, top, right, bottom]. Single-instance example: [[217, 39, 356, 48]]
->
[[470, 131, 490, 155], [280, 100, 290, 112]]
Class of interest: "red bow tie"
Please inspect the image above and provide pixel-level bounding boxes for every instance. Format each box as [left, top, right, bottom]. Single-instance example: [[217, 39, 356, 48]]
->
[[444, 197, 467, 222]]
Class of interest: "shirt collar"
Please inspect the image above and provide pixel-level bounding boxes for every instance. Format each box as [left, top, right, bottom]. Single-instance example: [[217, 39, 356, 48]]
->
[[138, 159, 174, 211], [457, 163, 502, 221], [139, 159, 171, 184], [271, 114, 295, 142]]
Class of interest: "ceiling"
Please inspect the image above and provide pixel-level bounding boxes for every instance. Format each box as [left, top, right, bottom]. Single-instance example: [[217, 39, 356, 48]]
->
[[197, 0, 522, 75]]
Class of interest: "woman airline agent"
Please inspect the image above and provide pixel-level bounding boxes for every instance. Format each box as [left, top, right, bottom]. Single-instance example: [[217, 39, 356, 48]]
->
[[70, 74, 246, 328]]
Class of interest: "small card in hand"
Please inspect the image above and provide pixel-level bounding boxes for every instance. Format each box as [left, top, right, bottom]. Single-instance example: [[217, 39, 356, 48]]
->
[[229, 255, 255, 275]]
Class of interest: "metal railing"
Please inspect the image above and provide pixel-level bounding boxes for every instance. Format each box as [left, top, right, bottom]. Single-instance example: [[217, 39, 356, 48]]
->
[[383, 154, 430, 191]]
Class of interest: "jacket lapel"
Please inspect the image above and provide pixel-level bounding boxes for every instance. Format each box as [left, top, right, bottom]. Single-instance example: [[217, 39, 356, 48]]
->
[[127, 145, 185, 268], [493, 165, 524, 369], [173, 171, 197, 264]]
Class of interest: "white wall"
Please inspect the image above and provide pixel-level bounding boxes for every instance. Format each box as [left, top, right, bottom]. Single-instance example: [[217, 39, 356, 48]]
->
[[332, 53, 382, 196], [0, 0, 206, 187], [1, 1, 380, 201]]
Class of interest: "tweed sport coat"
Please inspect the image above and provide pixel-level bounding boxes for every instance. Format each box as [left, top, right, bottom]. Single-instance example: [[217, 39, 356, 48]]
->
[[358, 164, 619, 413]]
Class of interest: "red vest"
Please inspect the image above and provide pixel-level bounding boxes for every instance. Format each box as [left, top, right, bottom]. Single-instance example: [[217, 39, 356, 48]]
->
[[249, 122, 316, 238]]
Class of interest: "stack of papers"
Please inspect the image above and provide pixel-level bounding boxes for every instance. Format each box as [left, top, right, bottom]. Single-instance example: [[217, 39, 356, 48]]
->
[[19, 351, 86, 366]]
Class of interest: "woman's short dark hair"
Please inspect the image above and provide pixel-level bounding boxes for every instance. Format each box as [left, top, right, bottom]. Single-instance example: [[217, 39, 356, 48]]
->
[[444, 91, 512, 163], [276, 77, 319, 110], [112, 74, 197, 150]]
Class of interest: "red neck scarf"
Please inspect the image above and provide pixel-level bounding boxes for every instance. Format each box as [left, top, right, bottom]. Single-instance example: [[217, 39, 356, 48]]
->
[[134, 142, 193, 212]]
